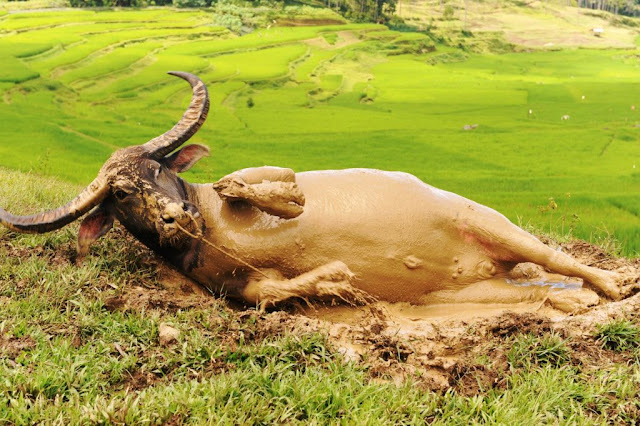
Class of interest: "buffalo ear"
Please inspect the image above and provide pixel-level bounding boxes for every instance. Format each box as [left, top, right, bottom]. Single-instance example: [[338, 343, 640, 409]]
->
[[77, 205, 114, 259], [162, 144, 210, 173]]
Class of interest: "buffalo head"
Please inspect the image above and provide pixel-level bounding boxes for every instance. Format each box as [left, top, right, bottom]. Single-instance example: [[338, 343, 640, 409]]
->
[[0, 72, 210, 260]]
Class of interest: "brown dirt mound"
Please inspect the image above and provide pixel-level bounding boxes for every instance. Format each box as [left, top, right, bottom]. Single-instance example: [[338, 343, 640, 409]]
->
[[102, 238, 640, 394]]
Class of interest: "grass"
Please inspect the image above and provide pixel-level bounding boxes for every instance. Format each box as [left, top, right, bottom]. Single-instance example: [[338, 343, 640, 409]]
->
[[0, 56, 39, 83], [57, 40, 164, 86], [1, 171, 640, 424], [399, 0, 640, 50], [595, 319, 640, 352], [2, 5, 640, 423], [507, 333, 571, 368], [0, 7, 638, 252]]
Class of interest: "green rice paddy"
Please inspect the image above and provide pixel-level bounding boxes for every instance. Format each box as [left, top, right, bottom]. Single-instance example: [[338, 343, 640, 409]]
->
[[0, 9, 639, 253]]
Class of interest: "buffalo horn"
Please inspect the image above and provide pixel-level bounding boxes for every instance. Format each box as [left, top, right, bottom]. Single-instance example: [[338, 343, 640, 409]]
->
[[0, 176, 109, 233], [143, 71, 210, 159]]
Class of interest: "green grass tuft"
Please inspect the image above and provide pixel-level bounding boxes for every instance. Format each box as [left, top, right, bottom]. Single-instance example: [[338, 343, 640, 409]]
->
[[595, 319, 640, 352], [507, 333, 571, 368], [0, 56, 39, 83]]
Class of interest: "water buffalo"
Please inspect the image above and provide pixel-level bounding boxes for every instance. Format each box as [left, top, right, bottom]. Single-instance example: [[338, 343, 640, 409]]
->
[[0, 72, 621, 311]]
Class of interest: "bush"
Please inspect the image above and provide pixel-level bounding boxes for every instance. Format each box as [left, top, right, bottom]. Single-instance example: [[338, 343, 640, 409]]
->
[[386, 16, 416, 32], [213, 12, 243, 32], [210, 2, 268, 32], [70, 0, 172, 6], [442, 4, 455, 20], [173, 0, 209, 8]]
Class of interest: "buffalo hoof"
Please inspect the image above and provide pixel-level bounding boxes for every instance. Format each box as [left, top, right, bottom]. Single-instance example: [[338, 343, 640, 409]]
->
[[547, 288, 600, 313], [213, 176, 305, 219]]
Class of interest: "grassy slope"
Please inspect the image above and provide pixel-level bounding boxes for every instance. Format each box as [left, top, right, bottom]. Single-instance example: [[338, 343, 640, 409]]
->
[[1, 168, 639, 424], [0, 9, 639, 253], [399, 0, 640, 48], [0, 7, 639, 424]]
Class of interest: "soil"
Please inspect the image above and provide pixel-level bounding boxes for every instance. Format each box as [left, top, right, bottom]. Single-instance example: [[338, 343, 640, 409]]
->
[[100, 237, 640, 394], [4, 228, 636, 393], [305, 30, 363, 50]]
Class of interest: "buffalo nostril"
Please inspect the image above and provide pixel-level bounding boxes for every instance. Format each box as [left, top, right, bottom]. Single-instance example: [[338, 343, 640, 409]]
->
[[162, 214, 175, 224]]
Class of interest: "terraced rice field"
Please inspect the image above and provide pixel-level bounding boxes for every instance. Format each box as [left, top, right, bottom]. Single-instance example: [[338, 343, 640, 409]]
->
[[1, 9, 640, 253], [2, 9, 640, 424]]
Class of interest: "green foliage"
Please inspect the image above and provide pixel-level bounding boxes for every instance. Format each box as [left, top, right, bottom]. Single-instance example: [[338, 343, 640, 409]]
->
[[595, 319, 640, 352], [425, 50, 468, 64], [0, 9, 640, 258], [507, 333, 571, 368], [0, 0, 68, 10], [577, 0, 640, 19], [213, 11, 243, 31], [213, 1, 261, 24], [208, 3, 346, 32], [322, 31, 339, 44], [339, 0, 398, 23], [69, 0, 172, 6], [173, 0, 208, 7], [382, 32, 435, 55], [443, 4, 455, 20], [68, 0, 172, 6], [386, 15, 420, 32], [0, 56, 39, 83], [535, 193, 582, 239]]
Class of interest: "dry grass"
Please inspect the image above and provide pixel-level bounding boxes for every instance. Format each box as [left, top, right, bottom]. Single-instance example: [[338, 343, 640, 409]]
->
[[399, 0, 640, 48]]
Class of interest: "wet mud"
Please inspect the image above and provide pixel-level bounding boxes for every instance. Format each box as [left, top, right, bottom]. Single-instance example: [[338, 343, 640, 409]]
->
[[102, 237, 640, 393]]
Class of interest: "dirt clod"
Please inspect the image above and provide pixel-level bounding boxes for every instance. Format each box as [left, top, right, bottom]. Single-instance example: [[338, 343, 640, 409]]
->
[[159, 323, 180, 345], [0, 335, 36, 359], [486, 312, 553, 337]]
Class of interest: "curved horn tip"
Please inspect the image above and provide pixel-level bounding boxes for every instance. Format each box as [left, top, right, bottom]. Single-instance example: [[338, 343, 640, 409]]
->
[[167, 71, 201, 85]]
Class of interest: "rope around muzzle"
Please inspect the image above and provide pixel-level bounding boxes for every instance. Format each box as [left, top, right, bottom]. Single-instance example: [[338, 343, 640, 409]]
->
[[175, 221, 270, 279]]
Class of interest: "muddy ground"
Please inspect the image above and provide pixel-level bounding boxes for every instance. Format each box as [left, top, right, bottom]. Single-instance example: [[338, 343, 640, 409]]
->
[[98, 234, 640, 395]]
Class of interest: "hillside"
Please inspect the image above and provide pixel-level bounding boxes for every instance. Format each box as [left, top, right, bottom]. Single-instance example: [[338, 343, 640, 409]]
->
[[0, 8, 638, 252], [399, 0, 640, 49], [1, 167, 640, 423], [0, 5, 640, 423]]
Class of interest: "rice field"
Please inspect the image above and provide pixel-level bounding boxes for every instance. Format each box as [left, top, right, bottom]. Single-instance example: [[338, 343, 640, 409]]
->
[[2, 7, 640, 424], [0, 9, 639, 253]]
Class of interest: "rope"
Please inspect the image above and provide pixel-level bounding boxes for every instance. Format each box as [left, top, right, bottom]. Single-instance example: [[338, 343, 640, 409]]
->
[[175, 221, 270, 279]]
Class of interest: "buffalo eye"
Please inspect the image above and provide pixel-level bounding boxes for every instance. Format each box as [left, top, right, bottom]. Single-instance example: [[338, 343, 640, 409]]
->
[[114, 189, 128, 200]]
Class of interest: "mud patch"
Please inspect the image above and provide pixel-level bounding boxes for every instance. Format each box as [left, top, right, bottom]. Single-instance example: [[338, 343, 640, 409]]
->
[[0, 335, 37, 359], [103, 239, 640, 394], [124, 370, 160, 391], [304, 30, 363, 50], [103, 283, 206, 314]]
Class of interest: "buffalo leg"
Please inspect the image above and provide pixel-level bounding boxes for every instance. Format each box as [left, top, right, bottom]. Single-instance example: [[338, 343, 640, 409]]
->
[[241, 261, 370, 308], [420, 279, 600, 313], [462, 215, 620, 299], [213, 167, 305, 219]]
